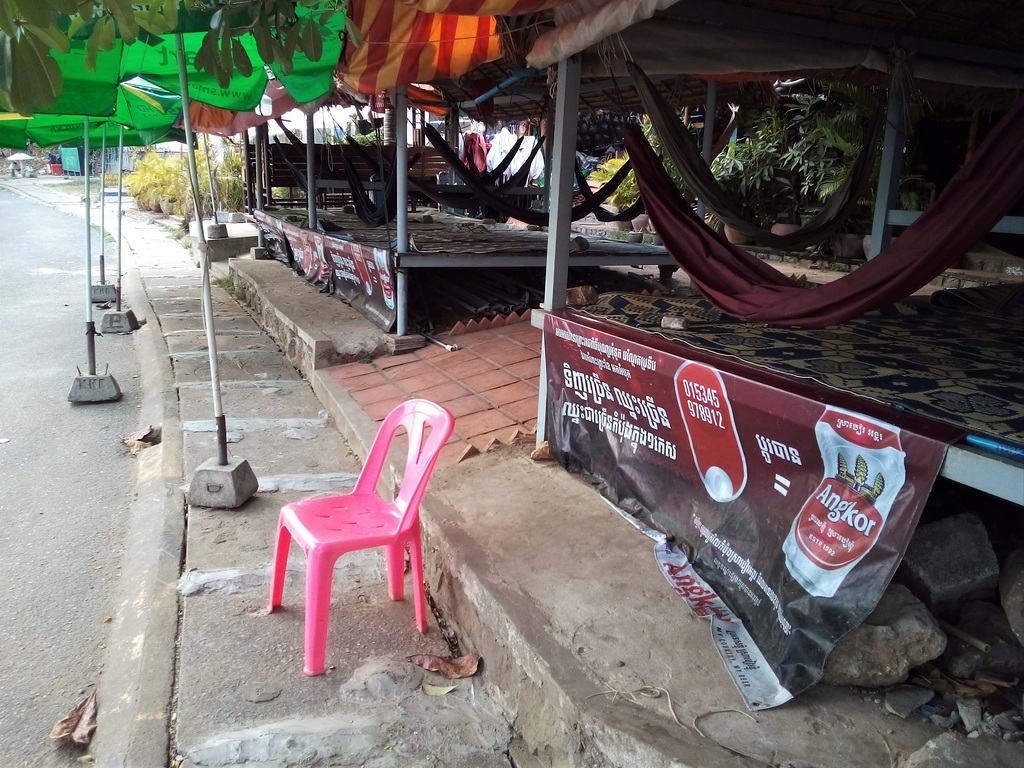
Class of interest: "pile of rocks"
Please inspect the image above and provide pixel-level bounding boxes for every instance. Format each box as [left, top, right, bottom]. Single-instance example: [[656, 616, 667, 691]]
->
[[823, 512, 1024, 742]]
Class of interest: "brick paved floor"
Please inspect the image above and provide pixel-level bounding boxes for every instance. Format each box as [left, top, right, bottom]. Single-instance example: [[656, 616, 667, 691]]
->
[[326, 321, 542, 466]]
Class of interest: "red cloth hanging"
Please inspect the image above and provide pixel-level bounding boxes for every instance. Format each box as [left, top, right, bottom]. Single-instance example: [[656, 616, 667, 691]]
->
[[462, 132, 489, 173], [623, 93, 1024, 328]]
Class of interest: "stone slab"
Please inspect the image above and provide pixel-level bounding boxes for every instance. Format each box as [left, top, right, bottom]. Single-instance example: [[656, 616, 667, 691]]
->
[[896, 513, 1000, 619], [68, 372, 121, 402], [100, 309, 139, 334], [91, 282, 118, 303], [187, 456, 259, 509]]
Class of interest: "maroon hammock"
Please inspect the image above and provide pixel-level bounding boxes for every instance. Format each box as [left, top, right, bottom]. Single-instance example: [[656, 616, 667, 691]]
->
[[623, 95, 1024, 328]]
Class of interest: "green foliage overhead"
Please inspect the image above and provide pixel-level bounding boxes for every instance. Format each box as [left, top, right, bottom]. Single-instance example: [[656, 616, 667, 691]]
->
[[0, 1, 344, 116]]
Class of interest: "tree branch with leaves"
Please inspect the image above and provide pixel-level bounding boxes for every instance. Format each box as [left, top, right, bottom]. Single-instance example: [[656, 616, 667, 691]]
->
[[0, 1, 344, 115]]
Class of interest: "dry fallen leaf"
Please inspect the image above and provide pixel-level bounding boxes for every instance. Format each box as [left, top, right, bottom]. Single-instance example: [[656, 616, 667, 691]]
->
[[530, 441, 553, 462], [123, 439, 152, 455], [50, 691, 98, 745], [408, 653, 481, 679], [422, 682, 456, 696]]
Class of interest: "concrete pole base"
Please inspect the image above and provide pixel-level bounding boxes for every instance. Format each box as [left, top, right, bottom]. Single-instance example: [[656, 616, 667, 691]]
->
[[68, 373, 122, 403], [206, 222, 228, 239], [186, 457, 259, 509], [250, 246, 270, 260], [91, 283, 118, 303], [100, 310, 140, 334]]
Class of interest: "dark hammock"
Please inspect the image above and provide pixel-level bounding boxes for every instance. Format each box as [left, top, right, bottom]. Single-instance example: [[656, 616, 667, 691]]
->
[[629, 61, 882, 250], [338, 144, 401, 228], [421, 124, 543, 195], [623, 87, 1024, 327], [422, 123, 643, 225], [342, 136, 487, 214], [275, 122, 402, 228]]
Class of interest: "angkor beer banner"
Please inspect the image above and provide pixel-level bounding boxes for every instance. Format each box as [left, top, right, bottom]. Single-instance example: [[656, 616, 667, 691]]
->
[[253, 211, 397, 331], [544, 312, 953, 709]]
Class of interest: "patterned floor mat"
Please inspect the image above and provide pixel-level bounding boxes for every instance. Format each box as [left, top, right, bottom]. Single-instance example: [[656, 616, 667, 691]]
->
[[581, 292, 1024, 450]]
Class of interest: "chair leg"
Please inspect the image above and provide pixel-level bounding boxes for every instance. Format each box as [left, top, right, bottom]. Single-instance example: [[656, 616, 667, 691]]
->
[[303, 551, 335, 676], [408, 533, 428, 633], [268, 521, 292, 613], [386, 542, 406, 601]]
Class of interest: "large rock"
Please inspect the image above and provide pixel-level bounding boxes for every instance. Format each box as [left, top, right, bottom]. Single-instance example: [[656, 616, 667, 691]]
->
[[1001, 549, 1024, 647], [903, 732, 1024, 767], [896, 513, 1000, 620], [823, 584, 947, 687], [941, 601, 1024, 680]]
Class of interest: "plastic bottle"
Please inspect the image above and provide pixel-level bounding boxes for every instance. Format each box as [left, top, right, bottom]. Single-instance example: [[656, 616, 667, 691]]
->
[[783, 407, 906, 598]]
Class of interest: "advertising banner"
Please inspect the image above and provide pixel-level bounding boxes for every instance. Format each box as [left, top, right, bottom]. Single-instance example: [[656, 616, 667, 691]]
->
[[544, 312, 954, 709], [253, 210, 397, 331]]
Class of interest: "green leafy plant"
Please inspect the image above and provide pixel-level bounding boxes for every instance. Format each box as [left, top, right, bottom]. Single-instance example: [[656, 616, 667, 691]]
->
[[710, 84, 927, 228], [587, 156, 640, 212]]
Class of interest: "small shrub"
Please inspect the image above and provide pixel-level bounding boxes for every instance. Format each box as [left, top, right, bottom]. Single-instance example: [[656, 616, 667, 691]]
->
[[126, 140, 244, 219]]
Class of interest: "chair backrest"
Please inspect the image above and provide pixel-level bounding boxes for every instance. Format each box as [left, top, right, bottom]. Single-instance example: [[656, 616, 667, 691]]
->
[[353, 399, 455, 531]]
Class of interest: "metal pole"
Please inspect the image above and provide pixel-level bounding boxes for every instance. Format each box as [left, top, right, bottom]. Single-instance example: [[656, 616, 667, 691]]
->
[[537, 55, 581, 447], [542, 56, 580, 313], [869, 61, 913, 259], [177, 32, 228, 465], [395, 85, 409, 335], [203, 133, 218, 216], [696, 79, 717, 222], [116, 126, 124, 311], [98, 123, 107, 284], [83, 119, 96, 376], [242, 128, 253, 213], [306, 109, 317, 228], [254, 125, 266, 247]]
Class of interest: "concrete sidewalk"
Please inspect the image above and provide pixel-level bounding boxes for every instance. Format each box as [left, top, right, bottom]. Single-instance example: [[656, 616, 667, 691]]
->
[[3, 175, 1020, 768]]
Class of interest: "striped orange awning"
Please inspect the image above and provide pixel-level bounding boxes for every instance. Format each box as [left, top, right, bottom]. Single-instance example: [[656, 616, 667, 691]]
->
[[340, 0, 569, 95]]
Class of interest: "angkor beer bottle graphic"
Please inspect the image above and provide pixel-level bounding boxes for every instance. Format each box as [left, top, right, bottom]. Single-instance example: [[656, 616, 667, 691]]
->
[[674, 361, 747, 502], [783, 407, 906, 598]]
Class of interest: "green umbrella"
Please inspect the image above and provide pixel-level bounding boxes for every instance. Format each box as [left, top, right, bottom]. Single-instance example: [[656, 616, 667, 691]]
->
[[0, 76, 184, 148], [0, 112, 180, 149]]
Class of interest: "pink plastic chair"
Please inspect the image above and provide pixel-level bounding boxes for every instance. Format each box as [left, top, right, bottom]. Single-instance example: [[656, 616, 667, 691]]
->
[[268, 399, 455, 675]]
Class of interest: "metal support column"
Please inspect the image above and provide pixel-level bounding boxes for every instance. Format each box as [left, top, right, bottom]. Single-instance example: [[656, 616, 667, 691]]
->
[[306, 110, 317, 228], [395, 85, 410, 336], [537, 55, 581, 445], [254, 125, 266, 247], [177, 33, 226, 466], [69, 118, 120, 402], [84, 121, 95, 375], [177, 33, 257, 507], [868, 61, 913, 259], [696, 79, 717, 222], [98, 125, 106, 285], [242, 129, 253, 213], [115, 127, 123, 310]]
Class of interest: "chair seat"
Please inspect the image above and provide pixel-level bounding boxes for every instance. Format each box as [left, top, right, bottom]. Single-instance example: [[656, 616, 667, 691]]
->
[[281, 493, 410, 552]]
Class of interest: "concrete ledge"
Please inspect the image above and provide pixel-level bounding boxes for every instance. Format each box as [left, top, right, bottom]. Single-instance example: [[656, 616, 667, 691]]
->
[[230, 259, 390, 378], [189, 221, 259, 262]]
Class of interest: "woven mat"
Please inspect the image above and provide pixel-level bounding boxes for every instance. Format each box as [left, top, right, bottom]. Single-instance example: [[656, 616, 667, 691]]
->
[[581, 292, 1024, 449]]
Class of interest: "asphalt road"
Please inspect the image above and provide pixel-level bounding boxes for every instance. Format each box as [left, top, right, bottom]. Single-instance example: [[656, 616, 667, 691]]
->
[[0, 189, 142, 766]]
